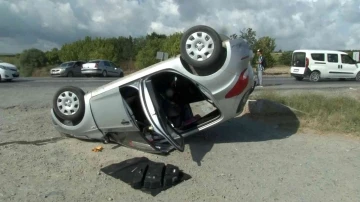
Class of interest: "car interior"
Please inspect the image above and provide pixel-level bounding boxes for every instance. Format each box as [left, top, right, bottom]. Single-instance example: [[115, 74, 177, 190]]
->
[[119, 71, 221, 140], [145, 71, 220, 133]]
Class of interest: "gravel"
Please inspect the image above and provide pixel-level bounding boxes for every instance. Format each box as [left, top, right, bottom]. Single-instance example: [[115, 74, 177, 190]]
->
[[0, 86, 360, 202]]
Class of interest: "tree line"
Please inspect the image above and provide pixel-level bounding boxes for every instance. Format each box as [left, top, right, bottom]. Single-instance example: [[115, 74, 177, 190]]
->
[[14, 27, 296, 76]]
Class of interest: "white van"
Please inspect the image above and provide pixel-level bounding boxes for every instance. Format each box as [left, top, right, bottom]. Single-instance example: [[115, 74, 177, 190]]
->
[[290, 50, 360, 82]]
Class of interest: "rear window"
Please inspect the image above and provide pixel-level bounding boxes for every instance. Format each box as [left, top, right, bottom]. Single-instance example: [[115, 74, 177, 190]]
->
[[311, 53, 325, 61], [292, 52, 306, 67]]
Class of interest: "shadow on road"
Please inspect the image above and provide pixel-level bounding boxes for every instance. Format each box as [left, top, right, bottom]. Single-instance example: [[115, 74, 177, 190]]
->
[[186, 99, 300, 166], [0, 137, 66, 147]]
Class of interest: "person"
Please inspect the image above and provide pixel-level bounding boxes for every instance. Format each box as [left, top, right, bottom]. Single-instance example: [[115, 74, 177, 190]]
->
[[256, 49, 264, 87]]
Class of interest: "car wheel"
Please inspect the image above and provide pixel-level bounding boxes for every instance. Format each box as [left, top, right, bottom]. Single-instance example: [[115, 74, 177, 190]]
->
[[67, 72, 73, 77], [309, 71, 320, 82], [356, 72, 360, 81], [52, 86, 86, 122], [0, 75, 2, 82], [119, 72, 124, 77], [295, 76, 304, 81], [102, 71, 107, 77], [180, 25, 222, 69]]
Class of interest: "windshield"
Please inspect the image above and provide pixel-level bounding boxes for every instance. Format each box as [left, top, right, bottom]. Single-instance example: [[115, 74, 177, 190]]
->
[[59, 62, 74, 67]]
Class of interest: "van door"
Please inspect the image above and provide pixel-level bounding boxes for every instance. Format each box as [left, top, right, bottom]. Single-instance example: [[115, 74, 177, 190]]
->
[[326, 53, 342, 78], [290, 51, 307, 76], [139, 79, 185, 152], [340, 54, 358, 78]]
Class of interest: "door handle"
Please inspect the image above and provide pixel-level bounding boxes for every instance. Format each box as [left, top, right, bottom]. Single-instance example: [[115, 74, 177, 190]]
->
[[121, 120, 130, 125]]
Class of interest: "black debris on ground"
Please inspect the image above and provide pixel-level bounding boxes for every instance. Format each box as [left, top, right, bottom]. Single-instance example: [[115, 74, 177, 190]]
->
[[100, 157, 191, 196]]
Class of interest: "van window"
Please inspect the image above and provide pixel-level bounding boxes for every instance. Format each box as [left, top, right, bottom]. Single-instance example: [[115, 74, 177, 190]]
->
[[341, 54, 354, 64], [311, 53, 325, 61], [292, 52, 306, 67], [327, 54, 338, 63]]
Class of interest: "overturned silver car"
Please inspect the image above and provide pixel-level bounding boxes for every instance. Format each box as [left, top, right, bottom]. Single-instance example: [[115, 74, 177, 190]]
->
[[51, 25, 256, 154]]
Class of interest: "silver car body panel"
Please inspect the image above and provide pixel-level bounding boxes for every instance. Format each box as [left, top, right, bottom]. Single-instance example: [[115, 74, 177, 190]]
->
[[51, 92, 103, 140], [82, 60, 123, 76], [50, 37, 256, 150]]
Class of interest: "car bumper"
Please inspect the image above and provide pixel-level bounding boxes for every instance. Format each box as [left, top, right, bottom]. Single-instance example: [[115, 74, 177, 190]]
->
[[290, 68, 311, 77], [50, 72, 67, 77], [81, 69, 102, 75], [0, 70, 19, 80]]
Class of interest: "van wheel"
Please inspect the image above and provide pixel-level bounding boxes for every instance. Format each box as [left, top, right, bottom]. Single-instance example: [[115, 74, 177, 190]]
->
[[295, 76, 304, 81], [53, 86, 86, 122], [309, 71, 320, 82], [180, 25, 222, 69], [356, 72, 360, 81]]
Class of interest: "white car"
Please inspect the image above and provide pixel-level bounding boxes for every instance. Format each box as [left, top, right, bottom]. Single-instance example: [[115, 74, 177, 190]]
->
[[0, 60, 19, 82], [290, 49, 360, 82]]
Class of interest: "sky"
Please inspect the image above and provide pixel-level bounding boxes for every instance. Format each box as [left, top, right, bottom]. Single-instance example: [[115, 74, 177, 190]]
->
[[0, 0, 359, 54]]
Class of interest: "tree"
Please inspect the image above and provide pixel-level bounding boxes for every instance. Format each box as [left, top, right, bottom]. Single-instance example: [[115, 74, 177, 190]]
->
[[135, 37, 165, 69], [278, 51, 293, 66], [239, 28, 257, 49], [162, 32, 182, 57], [45, 48, 61, 65], [19, 48, 47, 76], [252, 36, 277, 68]]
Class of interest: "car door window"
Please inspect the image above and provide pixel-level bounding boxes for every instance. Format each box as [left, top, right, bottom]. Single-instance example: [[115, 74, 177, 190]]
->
[[110, 62, 117, 68], [341, 54, 355, 64], [311, 53, 325, 61], [327, 54, 338, 63], [103, 61, 110, 67]]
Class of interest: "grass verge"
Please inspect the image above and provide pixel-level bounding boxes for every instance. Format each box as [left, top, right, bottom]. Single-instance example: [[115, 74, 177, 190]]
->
[[250, 91, 360, 136], [253, 65, 290, 75]]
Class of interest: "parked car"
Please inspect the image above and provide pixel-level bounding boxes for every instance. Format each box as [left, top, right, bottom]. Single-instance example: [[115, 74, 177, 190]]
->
[[81, 59, 124, 77], [290, 49, 360, 82], [0, 60, 19, 82], [50, 25, 256, 154], [50, 61, 86, 77]]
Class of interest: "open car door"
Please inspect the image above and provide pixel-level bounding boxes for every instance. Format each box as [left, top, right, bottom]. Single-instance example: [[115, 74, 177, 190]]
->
[[139, 79, 185, 152]]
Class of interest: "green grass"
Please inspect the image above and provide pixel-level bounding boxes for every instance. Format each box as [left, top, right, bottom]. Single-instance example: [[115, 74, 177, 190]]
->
[[251, 91, 360, 136]]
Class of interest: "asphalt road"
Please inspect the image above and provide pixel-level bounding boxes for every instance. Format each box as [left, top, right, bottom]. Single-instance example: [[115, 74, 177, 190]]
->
[[1, 76, 360, 90]]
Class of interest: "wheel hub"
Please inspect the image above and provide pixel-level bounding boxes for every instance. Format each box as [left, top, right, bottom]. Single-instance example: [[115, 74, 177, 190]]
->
[[64, 99, 72, 107], [195, 42, 205, 51], [185, 32, 214, 61], [57, 91, 80, 116]]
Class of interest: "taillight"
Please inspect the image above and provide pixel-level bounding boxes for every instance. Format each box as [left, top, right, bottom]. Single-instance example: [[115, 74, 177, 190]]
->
[[225, 68, 249, 99], [305, 57, 309, 68]]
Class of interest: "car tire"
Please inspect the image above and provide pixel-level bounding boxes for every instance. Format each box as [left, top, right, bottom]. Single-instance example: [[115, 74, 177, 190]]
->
[[67, 72, 73, 77], [356, 72, 360, 81], [119, 72, 124, 77], [180, 25, 222, 69], [102, 71, 107, 77], [52, 86, 86, 123], [309, 71, 320, 82], [295, 76, 304, 81]]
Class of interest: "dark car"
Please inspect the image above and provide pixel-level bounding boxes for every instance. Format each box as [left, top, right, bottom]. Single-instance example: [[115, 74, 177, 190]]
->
[[50, 61, 86, 77]]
